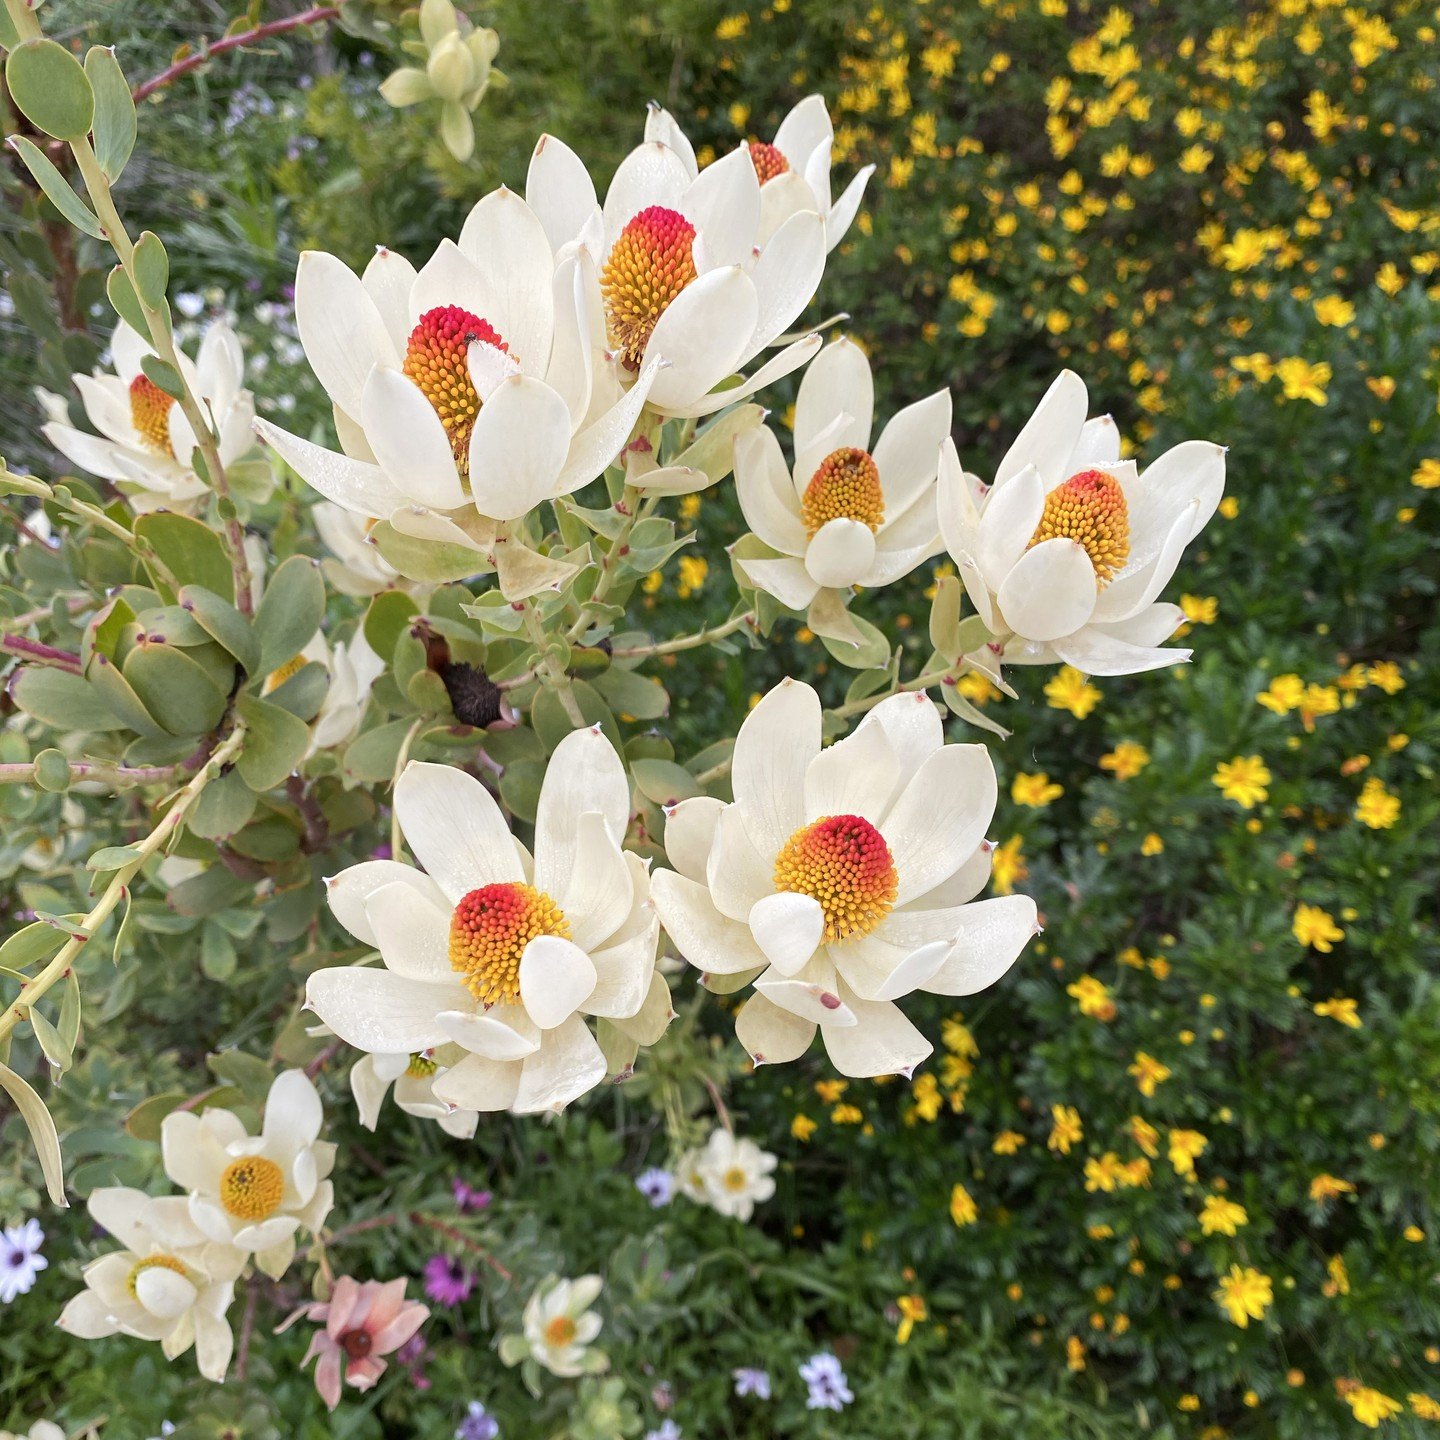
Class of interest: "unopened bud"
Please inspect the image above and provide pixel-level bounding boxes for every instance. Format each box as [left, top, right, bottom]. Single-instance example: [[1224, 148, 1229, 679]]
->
[[427, 33, 475, 103]]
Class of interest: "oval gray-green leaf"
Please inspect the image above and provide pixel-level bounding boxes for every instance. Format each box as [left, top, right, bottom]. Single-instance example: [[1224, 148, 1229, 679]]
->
[[123, 642, 228, 736], [254, 554, 325, 676], [8, 137, 104, 239], [133, 232, 169, 308], [11, 666, 128, 733], [235, 692, 310, 792], [6, 39, 94, 141], [180, 585, 259, 675], [85, 46, 137, 182], [0, 1059, 68, 1205]]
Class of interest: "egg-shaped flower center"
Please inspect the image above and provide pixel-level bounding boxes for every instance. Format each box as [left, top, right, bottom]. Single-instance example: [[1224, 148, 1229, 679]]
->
[[129, 374, 176, 456], [126, 1253, 188, 1297], [544, 1315, 578, 1347], [600, 205, 698, 371], [219, 1155, 286, 1222], [748, 140, 790, 183], [341, 1327, 374, 1359], [773, 814, 899, 943], [403, 305, 508, 477], [723, 1165, 751, 1192], [1028, 468, 1130, 584], [448, 882, 571, 1007], [801, 447, 886, 539]]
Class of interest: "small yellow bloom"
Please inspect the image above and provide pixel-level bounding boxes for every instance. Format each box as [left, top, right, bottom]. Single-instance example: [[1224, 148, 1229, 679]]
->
[[790, 1114, 817, 1142], [1313, 295, 1355, 326], [1141, 832, 1164, 855], [1012, 771, 1063, 807], [1067, 975, 1115, 1021], [992, 1130, 1027, 1155], [1344, 1386, 1403, 1428], [1214, 1264, 1273, 1327], [1367, 661, 1405, 694], [1168, 1129, 1208, 1179], [1084, 1152, 1125, 1193], [1354, 776, 1400, 829], [1275, 357, 1331, 405], [896, 1292, 927, 1344], [1044, 666, 1101, 718], [1180, 593, 1217, 624], [990, 835, 1029, 896], [1293, 905, 1344, 952], [1199, 1195, 1248, 1236], [949, 1183, 978, 1226], [1309, 1173, 1356, 1202], [1129, 1051, 1172, 1097], [1048, 1104, 1083, 1154], [1213, 755, 1271, 808], [1314, 996, 1362, 1029], [1258, 673, 1305, 715], [1099, 741, 1150, 779], [831, 1103, 863, 1125], [1412, 459, 1440, 490], [1065, 1335, 1086, 1372], [815, 1079, 847, 1103], [1408, 1393, 1440, 1421], [1323, 1254, 1350, 1297], [1404, 1226, 1425, 1243]]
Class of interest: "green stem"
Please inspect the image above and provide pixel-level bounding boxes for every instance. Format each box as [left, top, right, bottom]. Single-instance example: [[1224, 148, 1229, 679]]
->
[[564, 483, 642, 644], [66, 137, 254, 614], [1, 0, 41, 40], [0, 724, 246, 1044], [522, 601, 586, 727], [610, 609, 757, 660]]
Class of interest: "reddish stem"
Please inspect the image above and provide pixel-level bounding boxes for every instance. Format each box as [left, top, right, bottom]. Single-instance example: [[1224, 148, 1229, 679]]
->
[[1, 635, 83, 674], [130, 5, 342, 103]]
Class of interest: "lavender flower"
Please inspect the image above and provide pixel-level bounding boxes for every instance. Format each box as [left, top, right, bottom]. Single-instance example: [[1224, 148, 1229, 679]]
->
[[733, 1367, 772, 1399], [799, 1352, 853, 1411], [635, 1168, 674, 1207], [0, 1219, 46, 1303], [423, 1254, 475, 1307], [644, 1424, 681, 1440], [453, 1179, 493, 1213], [456, 1401, 500, 1440]]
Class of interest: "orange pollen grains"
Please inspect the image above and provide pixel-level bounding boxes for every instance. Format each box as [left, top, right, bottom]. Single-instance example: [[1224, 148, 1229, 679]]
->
[[600, 205, 698, 371], [544, 1315, 578, 1348], [801, 447, 886, 538], [1028, 468, 1131, 584], [126, 1254, 188, 1298], [773, 814, 899, 943], [448, 882, 571, 1007], [748, 140, 790, 183], [219, 1155, 285, 1222], [403, 306, 507, 478], [128, 374, 176, 455]]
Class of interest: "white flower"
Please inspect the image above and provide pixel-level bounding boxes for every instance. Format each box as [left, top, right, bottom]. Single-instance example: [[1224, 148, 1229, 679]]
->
[[314, 501, 402, 596], [260, 628, 384, 753], [349, 1050, 479, 1139], [692, 1129, 777, 1222], [255, 188, 662, 549], [160, 1069, 335, 1280], [650, 679, 1038, 1077], [937, 370, 1227, 675], [0, 1217, 46, 1302], [735, 337, 948, 610], [1, 1422, 65, 1440], [525, 130, 825, 417], [520, 1275, 606, 1377], [646, 94, 873, 253], [307, 729, 669, 1116], [57, 1186, 244, 1382], [42, 319, 254, 513]]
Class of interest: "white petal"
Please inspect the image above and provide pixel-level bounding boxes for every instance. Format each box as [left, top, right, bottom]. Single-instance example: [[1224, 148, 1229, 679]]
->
[[804, 517, 876, 588], [295, 251, 397, 417], [438, 1007, 541, 1060], [261, 1069, 322, 1155], [795, 335, 872, 455], [361, 247, 418, 354], [925, 895, 1038, 995], [754, 969, 854, 1025], [360, 367, 466, 510], [735, 992, 816, 1066], [432, 1052, 521, 1111], [856, 691, 944, 778], [873, 389, 951, 517], [803, 718, 901, 824], [255, 418, 406, 518], [364, 880, 454, 982], [135, 1266, 199, 1321], [651, 868, 768, 975], [825, 164, 873, 249], [552, 812, 633, 952], [731, 678, 820, 859], [520, 935, 598, 1029], [325, 861, 449, 946], [749, 210, 826, 351], [706, 803, 776, 920], [975, 463, 1045, 589], [305, 967, 459, 1051], [994, 369, 1088, 489], [1050, 628, 1189, 676], [684, 145, 761, 269], [457, 188, 556, 375], [661, 796, 724, 883], [512, 1014, 606, 1112], [394, 760, 524, 903], [553, 358, 662, 497], [820, 992, 931, 1078], [526, 133, 598, 254], [408, 239, 495, 327], [603, 141, 692, 245], [749, 891, 825, 975], [644, 267, 757, 412], [1071, 414, 1121, 467], [644, 103, 698, 176], [832, 935, 951, 1001], [661, 332, 821, 420], [735, 426, 807, 555], [466, 375, 570, 521], [882, 744, 997, 904], [996, 538, 1099, 642], [534, 726, 630, 889], [738, 555, 821, 610]]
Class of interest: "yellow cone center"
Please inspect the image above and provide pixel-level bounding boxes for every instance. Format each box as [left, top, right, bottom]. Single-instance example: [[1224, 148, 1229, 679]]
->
[[448, 881, 571, 1007], [773, 813, 899, 943], [129, 374, 176, 455], [544, 1314, 578, 1347], [600, 205, 698, 371], [723, 1165, 750, 1192], [748, 140, 790, 183], [802, 447, 886, 538], [1028, 468, 1131, 584], [403, 305, 508, 478], [219, 1155, 286, 1222]]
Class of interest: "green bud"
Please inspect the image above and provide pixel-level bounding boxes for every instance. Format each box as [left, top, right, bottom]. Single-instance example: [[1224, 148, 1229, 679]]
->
[[439, 101, 475, 163], [427, 33, 475, 103], [419, 0, 459, 48], [34, 749, 72, 793]]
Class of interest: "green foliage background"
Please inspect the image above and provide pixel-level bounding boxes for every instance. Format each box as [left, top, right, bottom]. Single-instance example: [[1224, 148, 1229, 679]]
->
[[2, 0, 1438, 1436]]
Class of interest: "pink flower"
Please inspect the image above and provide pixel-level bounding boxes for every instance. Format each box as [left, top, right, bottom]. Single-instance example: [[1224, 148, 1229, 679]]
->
[[281, 1276, 429, 1410]]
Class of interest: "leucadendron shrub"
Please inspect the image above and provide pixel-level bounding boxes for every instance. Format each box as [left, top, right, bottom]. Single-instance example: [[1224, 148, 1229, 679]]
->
[[1, 2, 1437, 1438]]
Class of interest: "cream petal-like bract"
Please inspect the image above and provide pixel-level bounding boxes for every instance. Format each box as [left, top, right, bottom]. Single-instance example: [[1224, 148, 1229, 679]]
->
[[651, 680, 1037, 1076], [307, 731, 664, 1115], [938, 370, 1227, 674]]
